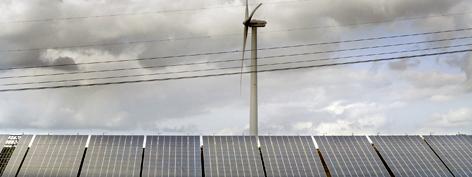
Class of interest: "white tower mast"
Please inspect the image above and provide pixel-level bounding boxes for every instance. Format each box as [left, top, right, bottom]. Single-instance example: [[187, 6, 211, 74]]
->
[[241, 1, 266, 136]]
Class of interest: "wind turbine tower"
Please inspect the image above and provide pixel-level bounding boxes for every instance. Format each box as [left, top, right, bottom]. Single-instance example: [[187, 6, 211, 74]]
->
[[241, 0, 266, 136]]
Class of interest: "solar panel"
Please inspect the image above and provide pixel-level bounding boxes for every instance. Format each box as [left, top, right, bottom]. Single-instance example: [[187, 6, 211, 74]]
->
[[370, 136, 452, 177], [17, 135, 87, 177], [80, 135, 144, 177], [259, 136, 325, 177], [424, 135, 472, 177], [142, 136, 202, 177], [315, 136, 390, 177], [0, 135, 11, 176], [203, 136, 264, 177], [1, 135, 33, 177]]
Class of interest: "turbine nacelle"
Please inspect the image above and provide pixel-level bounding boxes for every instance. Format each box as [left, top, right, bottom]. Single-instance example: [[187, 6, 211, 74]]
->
[[244, 19, 267, 27]]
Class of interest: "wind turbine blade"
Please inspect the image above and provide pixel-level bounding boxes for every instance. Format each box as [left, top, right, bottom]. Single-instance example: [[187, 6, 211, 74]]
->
[[240, 25, 248, 94], [245, 0, 249, 19], [247, 3, 262, 21]]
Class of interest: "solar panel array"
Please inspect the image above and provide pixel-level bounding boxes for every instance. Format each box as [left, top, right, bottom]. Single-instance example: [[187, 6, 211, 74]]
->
[[142, 136, 202, 177], [17, 135, 87, 177], [370, 136, 452, 177], [80, 135, 143, 177], [315, 136, 390, 177], [2, 135, 33, 177], [2, 134, 472, 177], [259, 136, 325, 177], [203, 136, 264, 177], [424, 135, 472, 177]]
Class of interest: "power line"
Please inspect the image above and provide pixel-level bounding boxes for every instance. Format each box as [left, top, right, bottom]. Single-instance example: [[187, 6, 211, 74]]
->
[[1, 27, 471, 71], [0, 49, 469, 92], [277, 10, 472, 33], [1, 11, 472, 54], [0, 0, 315, 24], [3, 43, 471, 86], [1, 0, 470, 28], [4, 43, 471, 86], [1, 36, 471, 80], [0, 35, 212, 53]]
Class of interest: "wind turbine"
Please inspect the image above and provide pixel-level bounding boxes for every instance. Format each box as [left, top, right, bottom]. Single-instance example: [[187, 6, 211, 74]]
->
[[241, 0, 266, 136]]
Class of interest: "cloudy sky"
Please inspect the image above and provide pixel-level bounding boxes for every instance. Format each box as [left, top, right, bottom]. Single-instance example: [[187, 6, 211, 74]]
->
[[0, 0, 471, 135]]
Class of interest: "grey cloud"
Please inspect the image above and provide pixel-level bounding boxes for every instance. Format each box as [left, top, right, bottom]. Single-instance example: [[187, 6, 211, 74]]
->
[[51, 56, 78, 70], [0, 0, 472, 134], [423, 107, 472, 134], [0, 51, 44, 69], [318, 0, 464, 25], [461, 54, 472, 91], [444, 53, 472, 91], [388, 59, 420, 71]]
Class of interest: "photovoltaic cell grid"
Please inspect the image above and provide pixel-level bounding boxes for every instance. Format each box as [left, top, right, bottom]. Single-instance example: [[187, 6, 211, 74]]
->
[[424, 135, 472, 177], [2, 135, 33, 177], [370, 136, 452, 177], [315, 136, 390, 177], [17, 135, 87, 177], [0, 135, 10, 176], [81, 135, 143, 177], [142, 136, 202, 177], [259, 136, 325, 177], [203, 136, 264, 177]]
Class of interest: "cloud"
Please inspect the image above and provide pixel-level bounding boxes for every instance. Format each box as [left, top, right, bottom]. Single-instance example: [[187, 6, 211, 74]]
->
[[429, 94, 454, 102], [0, 0, 471, 135], [443, 53, 472, 91], [313, 101, 394, 134], [50, 57, 78, 70], [388, 59, 420, 71], [315, 120, 352, 135], [428, 108, 472, 128]]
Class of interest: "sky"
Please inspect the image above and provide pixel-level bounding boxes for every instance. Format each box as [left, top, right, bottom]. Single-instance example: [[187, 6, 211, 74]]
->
[[0, 0, 471, 135]]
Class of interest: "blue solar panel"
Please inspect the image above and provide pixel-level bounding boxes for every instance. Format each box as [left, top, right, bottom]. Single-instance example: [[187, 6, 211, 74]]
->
[[203, 136, 264, 177], [1, 135, 33, 177], [80, 135, 143, 177], [370, 136, 452, 177], [0, 135, 11, 176], [17, 135, 87, 177], [260, 136, 325, 177], [142, 136, 202, 177], [315, 136, 390, 177], [424, 135, 472, 177]]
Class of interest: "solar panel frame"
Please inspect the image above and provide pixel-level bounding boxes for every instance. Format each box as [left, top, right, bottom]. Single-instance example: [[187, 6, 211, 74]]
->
[[142, 136, 202, 177], [370, 136, 452, 177], [1, 135, 33, 177], [80, 135, 144, 177], [203, 136, 264, 177], [17, 135, 87, 177], [315, 136, 390, 177], [424, 135, 472, 177], [259, 136, 325, 177]]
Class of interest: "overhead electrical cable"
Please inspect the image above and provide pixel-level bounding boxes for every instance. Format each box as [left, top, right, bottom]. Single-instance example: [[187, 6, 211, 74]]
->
[[276, 10, 472, 33], [0, 0, 317, 24], [1, 27, 471, 71], [1, 19, 472, 54], [0, 48, 470, 92], [0, 0, 470, 30], [0, 36, 470, 80]]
